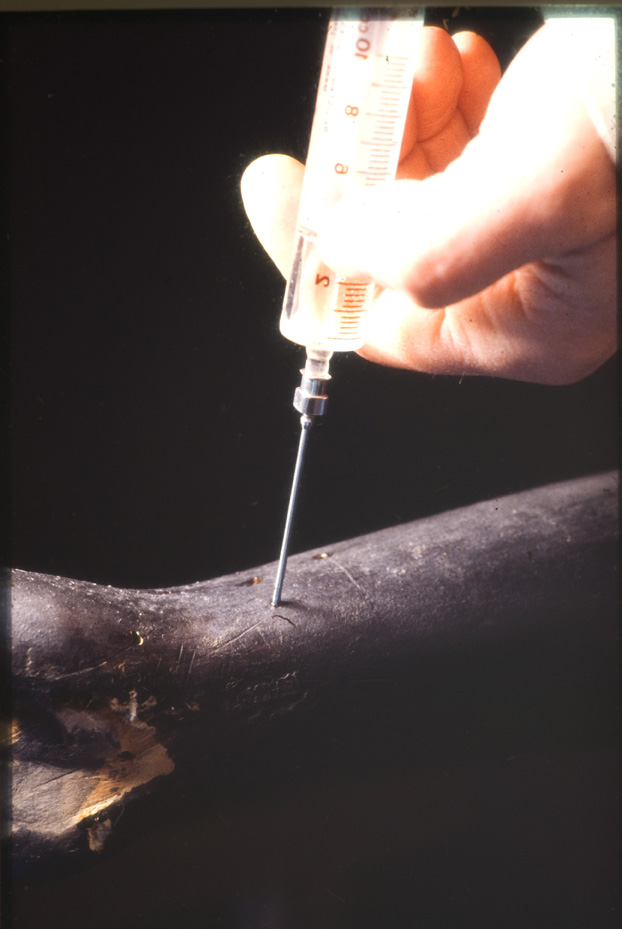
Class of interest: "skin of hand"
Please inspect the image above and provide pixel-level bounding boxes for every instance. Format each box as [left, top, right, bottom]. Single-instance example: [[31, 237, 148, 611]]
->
[[241, 24, 617, 385]]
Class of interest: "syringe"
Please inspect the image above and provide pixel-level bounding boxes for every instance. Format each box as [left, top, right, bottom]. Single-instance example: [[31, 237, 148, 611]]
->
[[272, 7, 423, 607]]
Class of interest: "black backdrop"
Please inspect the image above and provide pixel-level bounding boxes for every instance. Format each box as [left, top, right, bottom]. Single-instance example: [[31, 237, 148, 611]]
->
[[7, 6, 617, 590]]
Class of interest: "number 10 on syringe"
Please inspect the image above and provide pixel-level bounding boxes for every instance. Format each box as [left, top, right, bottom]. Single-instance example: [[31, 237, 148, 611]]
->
[[272, 9, 423, 607], [280, 9, 423, 354]]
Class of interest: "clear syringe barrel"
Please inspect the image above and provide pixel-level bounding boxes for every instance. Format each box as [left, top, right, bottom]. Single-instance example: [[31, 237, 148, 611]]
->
[[280, 8, 423, 356]]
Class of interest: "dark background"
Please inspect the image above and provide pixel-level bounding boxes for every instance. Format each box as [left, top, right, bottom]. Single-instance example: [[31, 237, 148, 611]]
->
[[4, 6, 619, 929], [7, 5, 617, 591]]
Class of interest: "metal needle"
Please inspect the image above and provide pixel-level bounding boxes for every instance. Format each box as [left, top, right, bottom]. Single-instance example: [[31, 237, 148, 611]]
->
[[271, 415, 312, 607]]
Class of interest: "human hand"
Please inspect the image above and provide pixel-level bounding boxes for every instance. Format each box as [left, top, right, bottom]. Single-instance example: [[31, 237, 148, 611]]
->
[[242, 23, 617, 385]]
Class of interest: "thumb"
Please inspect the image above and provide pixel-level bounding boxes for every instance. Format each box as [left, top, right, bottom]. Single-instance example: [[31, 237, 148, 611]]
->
[[316, 22, 616, 310], [241, 153, 304, 278]]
